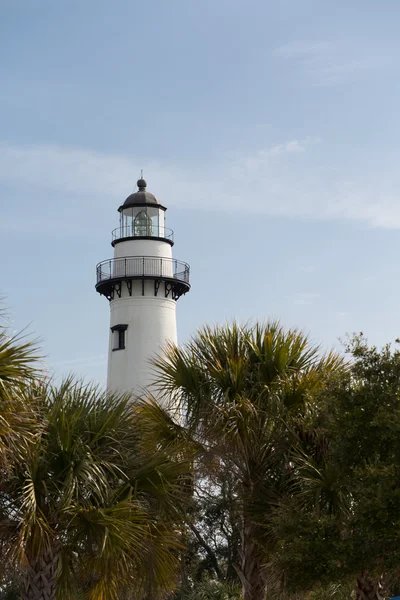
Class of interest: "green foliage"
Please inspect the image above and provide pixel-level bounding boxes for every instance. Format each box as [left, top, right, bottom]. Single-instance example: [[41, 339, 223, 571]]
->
[[0, 315, 41, 467], [0, 312, 41, 389], [268, 333, 400, 597], [0, 377, 190, 599], [154, 321, 344, 600], [0, 576, 22, 600], [177, 580, 241, 600], [305, 582, 353, 600], [5, 310, 400, 599]]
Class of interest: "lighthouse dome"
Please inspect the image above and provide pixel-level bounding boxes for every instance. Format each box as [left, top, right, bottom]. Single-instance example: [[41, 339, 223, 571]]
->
[[119, 178, 162, 211]]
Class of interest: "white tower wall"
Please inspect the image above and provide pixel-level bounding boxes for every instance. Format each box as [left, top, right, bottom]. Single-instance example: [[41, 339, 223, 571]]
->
[[107, 289, 177, 398], [113, 239, 173, 260]]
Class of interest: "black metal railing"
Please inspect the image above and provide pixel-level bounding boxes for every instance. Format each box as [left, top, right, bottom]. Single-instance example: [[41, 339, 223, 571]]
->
[[96, 256, 190, 286], [111, 226, 174, 243]]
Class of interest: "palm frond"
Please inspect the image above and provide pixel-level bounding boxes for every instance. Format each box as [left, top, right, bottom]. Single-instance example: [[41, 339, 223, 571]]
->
[[2, 376, 190, 598], [0, 327, 41, 390]]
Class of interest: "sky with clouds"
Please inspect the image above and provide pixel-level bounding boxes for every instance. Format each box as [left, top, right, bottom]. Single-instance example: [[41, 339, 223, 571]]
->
[[2, 0, 400, 384]]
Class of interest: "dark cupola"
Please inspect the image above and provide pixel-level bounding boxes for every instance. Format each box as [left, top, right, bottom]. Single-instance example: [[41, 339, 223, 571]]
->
[[119, 178, 164, 211]]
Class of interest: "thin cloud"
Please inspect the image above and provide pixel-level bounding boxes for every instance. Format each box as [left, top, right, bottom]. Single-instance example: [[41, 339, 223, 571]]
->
[[316, 57, 391, 85], [273, 39, 391, 84], [291, 293, 320, 306], [2, 140, 400, 232], [299, 265, 317, 274], [269, 140, 306, 155], [228, 137, 318, 175], [273, 40, 333, 59], [49, 354, 107, 369]]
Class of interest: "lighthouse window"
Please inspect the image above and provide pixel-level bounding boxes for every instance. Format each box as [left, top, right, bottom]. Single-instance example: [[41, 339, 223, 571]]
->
[[118, 329, 125, 349], [111, 324, 128, 351], [134, 210, 153, 237]]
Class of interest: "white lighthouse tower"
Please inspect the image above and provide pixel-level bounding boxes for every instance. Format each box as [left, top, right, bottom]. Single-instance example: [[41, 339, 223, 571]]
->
[[95, 177, 190, 398]]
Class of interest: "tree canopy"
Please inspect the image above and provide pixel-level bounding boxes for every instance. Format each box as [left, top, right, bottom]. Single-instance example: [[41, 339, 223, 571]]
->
[[2, 310, 400, 600], [267, 334, 400, 599], [154, 321, 344, 600]]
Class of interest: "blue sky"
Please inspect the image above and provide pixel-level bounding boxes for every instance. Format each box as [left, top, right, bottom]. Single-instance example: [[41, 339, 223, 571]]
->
[[2, 0, 400, 385]]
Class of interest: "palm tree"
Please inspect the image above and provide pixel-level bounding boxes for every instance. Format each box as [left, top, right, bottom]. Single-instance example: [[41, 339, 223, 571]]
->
[[153, 321, 343, 600], [0, 378, 190, 600], [0, 313, 41, 597], [0, 314, 41, 468]]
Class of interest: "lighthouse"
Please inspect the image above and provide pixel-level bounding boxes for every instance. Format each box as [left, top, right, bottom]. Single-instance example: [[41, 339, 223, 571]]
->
[[95, 177, 190, 398]]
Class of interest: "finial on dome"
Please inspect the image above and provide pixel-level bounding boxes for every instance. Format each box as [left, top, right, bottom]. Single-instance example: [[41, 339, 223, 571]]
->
[[137, 172, 147, 191], [118, 172, 162, 211]]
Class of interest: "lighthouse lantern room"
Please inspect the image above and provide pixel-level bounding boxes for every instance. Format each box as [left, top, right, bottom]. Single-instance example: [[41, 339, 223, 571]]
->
[[95, 178, 190, 398]]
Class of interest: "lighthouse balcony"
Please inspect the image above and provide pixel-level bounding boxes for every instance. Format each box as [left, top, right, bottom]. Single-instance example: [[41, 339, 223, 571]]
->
[[95, 256, 190, 301], [111, 226, 174, 246]]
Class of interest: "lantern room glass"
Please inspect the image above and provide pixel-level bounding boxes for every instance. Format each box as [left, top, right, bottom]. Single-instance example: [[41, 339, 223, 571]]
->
[[134, 210, 153, 236], [120, 206, 165, 238]]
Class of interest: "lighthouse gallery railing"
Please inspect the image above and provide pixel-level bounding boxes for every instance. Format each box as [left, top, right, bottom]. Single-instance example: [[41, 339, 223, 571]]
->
[[111, 226, 174, 243], [96, 256, 190, 285]]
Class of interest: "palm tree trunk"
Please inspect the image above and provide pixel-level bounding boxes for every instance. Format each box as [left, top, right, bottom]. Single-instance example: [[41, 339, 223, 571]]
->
[[21, 549, 59, 600], [237, 518, 267, 600], [355, 571, 385, 600]]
